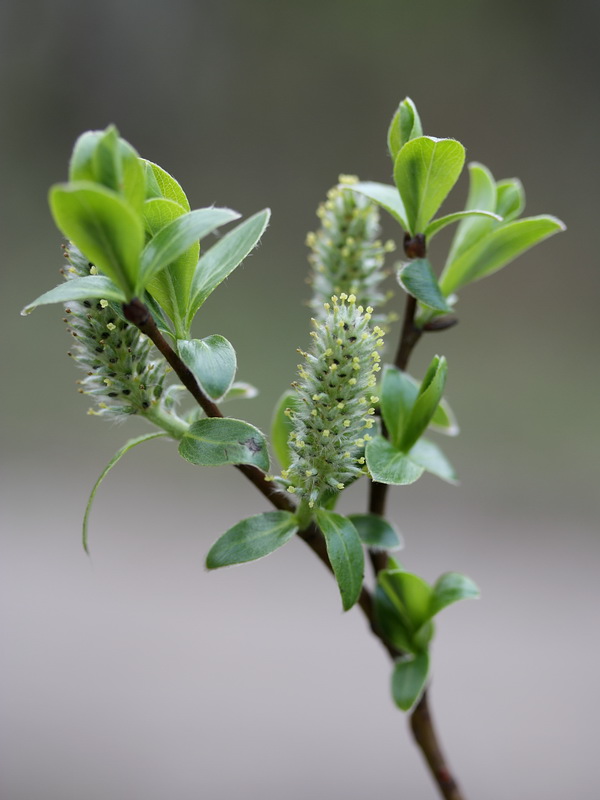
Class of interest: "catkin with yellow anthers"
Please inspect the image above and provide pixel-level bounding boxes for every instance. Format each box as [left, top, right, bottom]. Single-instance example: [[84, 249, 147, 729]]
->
[[279, 295, 384, 508], [307, 175, 394, 323], [62, 244, 168, 420]]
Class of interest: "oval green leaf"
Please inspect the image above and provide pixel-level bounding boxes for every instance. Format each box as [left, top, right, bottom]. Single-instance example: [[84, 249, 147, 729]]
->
[[49, 181, 144, 298], [425, 209, 502, 241], [379, 569, 433, 632], [365, 436, 424, 485], [387, 96, 422, 162], [408, 438, 458, 484], [345, 181, 408, 230], [380, 364, 418, 449], [347, 513, 403, 551], [394, 136, 465, 235], [270, 390, 300, 470], [178, 418, 269, 470], [177, 336, 237, 401], [391, 651, 430, 711], [142, 159, 190, 210], [206, 511, 299, 569], [400, 355, 447, 452], [21, 276, 125, 315], [397, 258, 452, 313], [314, 508, 364, 612], [430, 572, 480, 617]]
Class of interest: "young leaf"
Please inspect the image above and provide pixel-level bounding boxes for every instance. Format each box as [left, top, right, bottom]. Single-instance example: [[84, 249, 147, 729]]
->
[[440, 215, 566, 296], [187, 209, 271, 325], [400, 355, 447, 452], [206, 511, 298, 569], [179, 418, 269, 470], [374, 586, 415, 652], [21, 276, 125, 315], [379, 569, 433, 632], [365, 436, 425, 485], [387, 96, 422, 162], [82, 432, 168, 553], [142, 160, 190, 210], [138, 207, 240, 292], [397, 258, 452, 313], [424, 209, 502, 241], [223, 382, 259, 403], [49, 182, 144, 297], [345, 181, 408, 230], [408, 438, 458, 484], [347, 514, 403, 551], [429, 395, 459, 436], [391, 652, 430, 711], [177, 336, 237, 401], [69, 130, 103, 182], [445, 162, 499, 267], [495, 178, 525, 221], [270, 390, 300, 470], [314, 508, 364, 612], [379, 365, 417, 448], [430, 572, 480, 617], [394, 137, 465, 235], [92, 126, 122, 194]]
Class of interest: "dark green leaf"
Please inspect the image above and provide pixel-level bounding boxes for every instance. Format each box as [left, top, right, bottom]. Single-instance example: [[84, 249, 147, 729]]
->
[[430, 572, 480, 617], [391, 651, 430, 711], [380, 364, 417, 449], [387, 96, 422, 161], [83, 432, 168, 553], [187, 209, 271, 325], [347, 514, 403, 551], [408, 438, 458, 484], [346, 181, 408, 230], [379, 569, 433, 632], [21, 276, 125, 315], [177, 336, 237, 401], [365, 436, 424, 485], [179, 418, 269, 470], [374, 585, 415, 652], [400, 355, 447, 452], [49, 181, 144, 297], [270, 390, 300, 470], [440, 215, 566, 295], [398, 258, 452, 312], [394, 137, 465, 235], [314, 508, 364, 611], [206, 511, 298, 569], [139, 207, 240, 292]]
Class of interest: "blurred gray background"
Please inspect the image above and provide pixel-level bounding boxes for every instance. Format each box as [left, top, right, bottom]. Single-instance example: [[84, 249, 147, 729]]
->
[[1, 1, 598, 798]]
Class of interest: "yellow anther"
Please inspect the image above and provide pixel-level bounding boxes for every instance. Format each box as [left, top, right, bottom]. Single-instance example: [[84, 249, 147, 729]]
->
[[366, 306, 374, 314], [370, 396, 379, 403], [339, 174, 359, 185], [357, 457, 365, 465], [337, 402, 345, 409], [343, 420, 351, 427], [107, 322, 116, 331], [99, 299, 108, 308], [348, 294, 357, 303], [287, 486, 297, 494], [349, 378, 357, 385], [336, 483, 345, 490], [311, 410, 318, 416], [90, 266, 98, 275], [364, 419, 374, 429], [363, 434, 373, 442], [322, 430, 330, 438]]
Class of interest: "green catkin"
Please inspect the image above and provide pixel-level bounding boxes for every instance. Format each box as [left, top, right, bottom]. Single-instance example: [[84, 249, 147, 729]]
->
[[307, 175, 395, 321], [280, 294, 385, 508], [61, 244, 168, 420]]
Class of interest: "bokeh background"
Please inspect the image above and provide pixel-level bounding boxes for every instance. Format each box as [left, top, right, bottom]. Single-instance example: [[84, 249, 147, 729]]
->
[[1, 1, 598, 798]]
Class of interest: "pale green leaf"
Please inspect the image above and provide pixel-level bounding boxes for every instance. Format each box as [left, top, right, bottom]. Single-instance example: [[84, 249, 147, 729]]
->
[[391, 652, 430, 711], [387, 96, 422, 162], [187, 209, 271, 325], [179, 418, 269, 470], [21, 276, 125, 315], [495, 178, 525, 221], [314, 508, 364, 611], [346, 181, 408, 230], [83, 432, 168, 553], [347, 513, 403, 551], [446, 162, 499, 266], [400, 355, 447, 452], [430, 572, 480, 616], [397, 258, 451, 312], [49, 181, 144, 297], [365, 436, 424, 485], [408, 438, 458, 484], [177, 336, 237, 401], [380, 364, 418, 449], [142, 159, 190, 210], [223, 382, 259, 403], [206, 511, 298, 569], [271, 390, 300, 470], [394, 137, 465, 235], [425, 209, 502, 241]]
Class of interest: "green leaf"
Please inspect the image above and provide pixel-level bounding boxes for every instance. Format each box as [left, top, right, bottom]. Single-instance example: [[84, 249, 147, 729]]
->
[[92, 126, 121, 193], [441, 215, 565, 295], [346, 181, 408, 230], [118, 139, 146, 214], [142, 159, 190, 210], [387, 96, 422, 162], [379, 364, 417, 449], [394, 136, 465, 235], [365, 436, 425, 485], [314, 508, 364, 611], [139, 207, 239, 293], [271, 390, 300, 470], [206, 511, 298, 569], [379, 569, 433, 632], [495, 178, 525, 221], [69, 130, 103, 182], [400, 355, 447, 452], [223, 382, 259, 403], [374, 585, 415, 652], [49, 182, 144, 297], [177, 336, 237, 401], [187, 209, 271, 326], [408, 438, 458, 484], [424, 209, 502, 241], [179, 418, 269, 470], [347, 514, 403, 551], [21, 276, 125, 315], [143, 198, 199, 330], [429, 395, 459, 436], [83, 432, 168, 553], [445, 162, 498, 266], [430, 572, 480, 617], [391, 651, 430, 711], [397, 258, 451, 313]]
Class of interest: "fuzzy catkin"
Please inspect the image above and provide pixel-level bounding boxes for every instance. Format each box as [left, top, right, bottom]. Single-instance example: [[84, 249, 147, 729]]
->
[[281, 294, 384, 508], [307, 175, 394, 320], [61, 245, 168, 420]]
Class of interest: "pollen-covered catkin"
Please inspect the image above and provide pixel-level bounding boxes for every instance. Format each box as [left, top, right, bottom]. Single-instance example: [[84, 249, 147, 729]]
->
[[307, 175, 394, 321], [61, 245, 168, 420], [280, 294, 384, 508]]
